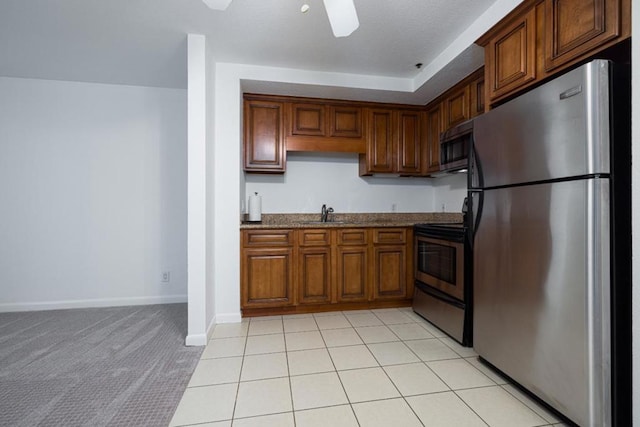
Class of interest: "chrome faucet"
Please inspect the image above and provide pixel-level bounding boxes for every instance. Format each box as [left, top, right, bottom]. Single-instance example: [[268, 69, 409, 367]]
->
[[320, 204, 334, 222]]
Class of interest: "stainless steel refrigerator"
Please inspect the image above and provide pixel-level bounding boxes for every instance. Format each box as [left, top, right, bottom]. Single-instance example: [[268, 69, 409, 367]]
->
[[470, 60, 631, 427]]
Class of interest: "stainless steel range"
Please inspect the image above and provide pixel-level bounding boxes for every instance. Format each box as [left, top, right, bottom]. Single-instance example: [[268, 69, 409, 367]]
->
[[412, 222, 472, 346]]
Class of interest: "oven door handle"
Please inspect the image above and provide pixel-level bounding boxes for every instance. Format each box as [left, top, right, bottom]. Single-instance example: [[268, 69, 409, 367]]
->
[[414, 281, 465, 309]]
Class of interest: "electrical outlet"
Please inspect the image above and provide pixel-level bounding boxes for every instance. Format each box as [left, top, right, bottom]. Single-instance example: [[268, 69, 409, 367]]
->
[[161, 271, 171, 283]]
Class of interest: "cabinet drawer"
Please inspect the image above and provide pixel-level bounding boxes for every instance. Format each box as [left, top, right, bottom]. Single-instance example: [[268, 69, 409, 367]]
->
[[373, 228, 407, 244], [243, 230, 293, 247], [337, 229, 368, 245], [298, 229, 331, 246]]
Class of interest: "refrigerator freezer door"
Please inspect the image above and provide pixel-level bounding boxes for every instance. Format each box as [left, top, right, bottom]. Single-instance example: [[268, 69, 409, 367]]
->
[[472, 60, 611, 189], [474, 178, 611, 426]]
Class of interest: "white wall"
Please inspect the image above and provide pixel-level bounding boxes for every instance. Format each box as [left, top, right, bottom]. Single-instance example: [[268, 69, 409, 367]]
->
[[205, 37, 217, 336], [213, 63, 243, 323], [211, 0, 527, 319], [245, 152, 436, 214], [430, 173, 468, 213], [186, 34, 208, 345], [0, 76, 187, 311]]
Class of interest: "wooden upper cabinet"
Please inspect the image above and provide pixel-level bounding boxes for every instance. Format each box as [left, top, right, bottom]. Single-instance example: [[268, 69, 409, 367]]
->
[[285, 101, 365, 153], [544, 0, 620, 71], [290, 103, 326, 136], [244, 99, 285, 173], [396, 110, 422, 174], [422, 67, 482, 175], [329, 106, 363, 138], [425, 104, 443, 174], [478, 0, 629, 105], [469, 75, 486, 117], [443, 86, 471, 129], [360, 108, 426, 176], [484, 6, 537, 101], [363, 108, 395, 174]]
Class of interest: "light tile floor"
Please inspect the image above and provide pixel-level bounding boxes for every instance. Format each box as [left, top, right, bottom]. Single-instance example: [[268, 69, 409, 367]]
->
[[170, 307, 571, 427]]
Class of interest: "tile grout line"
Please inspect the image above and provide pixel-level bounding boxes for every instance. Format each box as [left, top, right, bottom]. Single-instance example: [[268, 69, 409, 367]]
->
[[205, 311, 553, 427], [282, 316, 297, 427], [498, 383, 562, 424], [369, 311, 426, 427], [228, 319, 251, 423], [313, 313, 362, 427]]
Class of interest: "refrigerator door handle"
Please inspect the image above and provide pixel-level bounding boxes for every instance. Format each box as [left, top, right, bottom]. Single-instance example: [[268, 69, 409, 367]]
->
[[470, 142, 485, 190], [471, 190, 484, 245]]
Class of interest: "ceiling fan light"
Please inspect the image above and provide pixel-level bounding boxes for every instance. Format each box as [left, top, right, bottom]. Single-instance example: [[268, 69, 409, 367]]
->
[[322, 0, 359, 37], [202, 0, 233, 11]]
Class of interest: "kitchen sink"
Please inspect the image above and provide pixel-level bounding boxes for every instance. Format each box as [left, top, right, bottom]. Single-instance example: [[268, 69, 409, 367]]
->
[[301, 221, 346, 225]]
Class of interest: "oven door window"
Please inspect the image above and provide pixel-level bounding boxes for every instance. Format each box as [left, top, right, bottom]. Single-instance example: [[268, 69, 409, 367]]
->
[[415, 237, 464, 301]]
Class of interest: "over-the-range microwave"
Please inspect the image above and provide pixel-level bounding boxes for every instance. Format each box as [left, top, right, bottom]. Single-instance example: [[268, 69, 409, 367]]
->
[[432, 119, 473, 177]]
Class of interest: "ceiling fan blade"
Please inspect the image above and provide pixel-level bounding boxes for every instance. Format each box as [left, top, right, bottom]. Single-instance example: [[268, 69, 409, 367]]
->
[[202, 0, 233, 11], [323, 0, 359, 37]]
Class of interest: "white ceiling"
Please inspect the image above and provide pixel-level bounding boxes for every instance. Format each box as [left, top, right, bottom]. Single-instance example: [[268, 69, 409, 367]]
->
[[0, 0, 504, 103]]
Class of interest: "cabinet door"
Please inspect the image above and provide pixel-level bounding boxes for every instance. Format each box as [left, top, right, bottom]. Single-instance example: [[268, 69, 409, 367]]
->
[[336, 246, 368, 302], [290, 103, 326, 136], [396, 110, 422, 174], [425, 104, 443, 174], [372, 245, 407, 300], [443, 86, 471, 129], [329, 106, 363, 138], [365, 109, 395, 173], [544, 0, 620, 71], [469, 76, 486, 117], [485, 7, 537, 101], [241, 248, 294, 308], [244, 100, 285, 172], [298, 247, 332, 304]]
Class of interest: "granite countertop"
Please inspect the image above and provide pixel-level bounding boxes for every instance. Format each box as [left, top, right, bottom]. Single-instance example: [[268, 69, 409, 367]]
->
[[240, 212, 463, 229]]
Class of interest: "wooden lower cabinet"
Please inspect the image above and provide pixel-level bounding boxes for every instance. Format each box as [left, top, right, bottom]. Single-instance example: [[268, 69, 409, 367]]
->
[[372, 245, 407, 299], [336, 246, 368, 302], [298, 247, 332, 304], [371, 228, 411, 300], [241, 227, 412, 315], [241, 247, 294, 308]]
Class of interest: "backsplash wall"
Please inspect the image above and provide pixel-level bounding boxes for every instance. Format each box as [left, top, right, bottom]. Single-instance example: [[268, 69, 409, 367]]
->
[[430, 173, 468, 213], [244, 152, 436, 214]]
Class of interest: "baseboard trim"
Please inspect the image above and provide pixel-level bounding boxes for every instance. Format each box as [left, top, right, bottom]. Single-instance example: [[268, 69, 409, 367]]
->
[[216, 312, 242, 323], [185, 333, 207, 346], [206, 315, 217, 341], [0, 295, 188, 313]]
